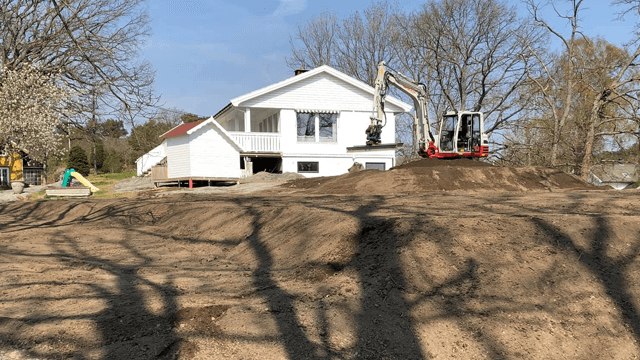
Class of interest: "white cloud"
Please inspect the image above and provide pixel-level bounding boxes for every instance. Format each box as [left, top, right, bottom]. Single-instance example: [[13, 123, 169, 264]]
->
[[272, 0, 307, 17]]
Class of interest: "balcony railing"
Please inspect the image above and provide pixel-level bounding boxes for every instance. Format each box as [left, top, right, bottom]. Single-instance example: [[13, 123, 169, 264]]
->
[[229, 132, 281, 153]]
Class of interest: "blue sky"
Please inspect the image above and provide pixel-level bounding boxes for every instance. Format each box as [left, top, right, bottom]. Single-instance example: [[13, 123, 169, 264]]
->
[[141, 0, 637, 118]]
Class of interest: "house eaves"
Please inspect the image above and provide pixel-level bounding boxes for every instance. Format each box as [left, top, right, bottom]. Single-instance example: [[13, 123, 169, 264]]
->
[[229, 65, 413, 113]]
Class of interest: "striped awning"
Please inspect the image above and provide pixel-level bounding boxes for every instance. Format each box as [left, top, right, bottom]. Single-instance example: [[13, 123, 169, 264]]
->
[[295, 109, 339, 114]]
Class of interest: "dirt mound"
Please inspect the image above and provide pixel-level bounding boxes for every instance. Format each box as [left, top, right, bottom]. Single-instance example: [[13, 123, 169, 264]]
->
[[1, 191, 640, 359], [285, 163, 597, 194]]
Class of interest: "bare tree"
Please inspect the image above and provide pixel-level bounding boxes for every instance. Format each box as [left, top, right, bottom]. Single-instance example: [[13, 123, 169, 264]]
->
[[334, 1, 402, 86], [288, 1, 403, 87], [0, 0, 157, 125], [287, 11, 339, 69], [523, 0, 584, 168], [524, 0, 640, 178], [405, 0, 544, 142]]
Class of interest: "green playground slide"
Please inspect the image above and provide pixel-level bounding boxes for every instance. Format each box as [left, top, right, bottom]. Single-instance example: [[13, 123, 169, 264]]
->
[[62, 169, 99, 193]]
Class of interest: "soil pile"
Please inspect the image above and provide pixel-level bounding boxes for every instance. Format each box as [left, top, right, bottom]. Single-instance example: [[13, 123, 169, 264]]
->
[[1, 191, 640, 359], [285, 158, 596, 194]]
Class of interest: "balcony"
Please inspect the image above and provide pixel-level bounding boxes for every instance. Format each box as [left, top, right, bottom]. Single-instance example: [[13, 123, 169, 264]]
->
[[229, 132, 281, 154]]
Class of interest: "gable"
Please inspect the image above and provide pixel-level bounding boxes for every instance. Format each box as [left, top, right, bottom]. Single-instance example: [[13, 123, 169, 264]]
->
[[231, 66, 411, 113]]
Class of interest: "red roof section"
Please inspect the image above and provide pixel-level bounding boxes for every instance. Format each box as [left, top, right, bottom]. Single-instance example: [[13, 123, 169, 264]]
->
[[161, 120, 205, 138]]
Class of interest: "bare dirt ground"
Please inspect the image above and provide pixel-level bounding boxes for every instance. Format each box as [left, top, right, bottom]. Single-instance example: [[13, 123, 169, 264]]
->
[[1, 160, 640, 360]]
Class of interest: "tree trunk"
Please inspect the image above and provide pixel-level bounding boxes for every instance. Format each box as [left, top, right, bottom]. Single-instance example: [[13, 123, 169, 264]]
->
[[580, 99, 603, 181], [550, 131, 559, 167], [93, 143, 97, 175]]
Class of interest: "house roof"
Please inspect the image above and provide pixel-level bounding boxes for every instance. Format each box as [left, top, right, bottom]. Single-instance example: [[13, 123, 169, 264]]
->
[[160, 120, 205, 138], [229, 65, 413, 112]]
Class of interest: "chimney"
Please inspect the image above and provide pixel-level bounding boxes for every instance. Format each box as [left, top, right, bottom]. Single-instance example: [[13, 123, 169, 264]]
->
[[294, 65, 308, 76]]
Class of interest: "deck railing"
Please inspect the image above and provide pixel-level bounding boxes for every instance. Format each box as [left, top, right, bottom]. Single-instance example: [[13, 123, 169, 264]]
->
[[229, 132, 281, 153]]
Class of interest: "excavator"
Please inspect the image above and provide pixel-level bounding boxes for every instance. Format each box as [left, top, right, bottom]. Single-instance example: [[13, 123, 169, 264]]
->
[[366, 61, 489, 158]]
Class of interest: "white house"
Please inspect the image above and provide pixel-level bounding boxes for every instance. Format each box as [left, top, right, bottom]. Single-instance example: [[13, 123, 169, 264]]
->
[[146, 65, 412, 184]]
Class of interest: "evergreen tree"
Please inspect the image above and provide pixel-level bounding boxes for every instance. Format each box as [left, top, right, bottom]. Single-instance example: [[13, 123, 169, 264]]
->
[[67, 145, 90, 176], [94, 141, 105, 171]]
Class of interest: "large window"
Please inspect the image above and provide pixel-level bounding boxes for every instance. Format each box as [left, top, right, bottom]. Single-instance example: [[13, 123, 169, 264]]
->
[[297, 112, 337, 143]]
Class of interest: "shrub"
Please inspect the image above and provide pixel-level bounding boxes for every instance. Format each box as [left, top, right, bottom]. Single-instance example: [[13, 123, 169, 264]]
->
[[67, 145, 90, 176]]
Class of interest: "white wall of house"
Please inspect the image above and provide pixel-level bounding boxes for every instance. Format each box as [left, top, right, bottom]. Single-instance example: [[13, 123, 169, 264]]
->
[[135, 141, 166, 176], [273, 108, 396, 177], [282, 155, 394, 177], [188, 124, 241, 179], [166, 135, 191, 179]]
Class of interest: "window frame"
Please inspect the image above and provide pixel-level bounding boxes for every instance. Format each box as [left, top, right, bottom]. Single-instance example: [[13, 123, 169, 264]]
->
[[365, 162, 386, 171], [0, 167, 9, 187], [23, 168, 43, 186], [297, 161, 319, 173], [296, 112, 338, 143]]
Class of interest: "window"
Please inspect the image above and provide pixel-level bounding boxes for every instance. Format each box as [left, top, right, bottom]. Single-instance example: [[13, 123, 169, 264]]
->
[[297, 161, 319, 173], [319, 113, 337, 142], [365, 162, 385, 171], [0, 167, 8, 187], [297, 113, 315, 142], [297, 112, 338, 142], [23, 169, 42, 186]]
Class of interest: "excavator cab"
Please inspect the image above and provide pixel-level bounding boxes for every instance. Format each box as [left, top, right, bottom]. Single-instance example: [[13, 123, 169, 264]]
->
[[433, 111, 488, 158]]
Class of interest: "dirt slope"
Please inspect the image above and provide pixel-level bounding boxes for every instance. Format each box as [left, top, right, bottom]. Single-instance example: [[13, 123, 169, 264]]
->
[[285, 159, 596, 194], [1, 186, 640, 359]]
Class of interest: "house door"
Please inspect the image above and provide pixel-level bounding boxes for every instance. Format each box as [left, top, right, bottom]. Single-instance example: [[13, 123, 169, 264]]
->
[[0, 167, 9, 187]]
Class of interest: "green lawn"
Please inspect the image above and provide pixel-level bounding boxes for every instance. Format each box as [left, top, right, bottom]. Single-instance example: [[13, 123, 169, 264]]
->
[[86, 171, 136, 198]]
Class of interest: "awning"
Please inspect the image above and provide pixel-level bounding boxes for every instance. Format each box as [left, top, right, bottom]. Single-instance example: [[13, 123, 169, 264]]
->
[[295, 109, 339, 114]]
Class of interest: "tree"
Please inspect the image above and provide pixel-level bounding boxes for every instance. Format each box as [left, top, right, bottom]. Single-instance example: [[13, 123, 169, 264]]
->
[[128, 108, 183, 163], [287, 11, 339, 69], [288, 1, 402, 86], [334, 1, 402, 86], [0, 65, 72, 162], [67, 145, 90, 176], [0, 0, 157, 125], [100, 120, 128, 139], [523, 0, 585, 168], [404, 0, 544, 141], [524, 0, 640, 179]]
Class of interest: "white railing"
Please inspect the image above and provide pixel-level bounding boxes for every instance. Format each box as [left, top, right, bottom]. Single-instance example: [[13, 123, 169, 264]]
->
[[229, 132, 281, 153]]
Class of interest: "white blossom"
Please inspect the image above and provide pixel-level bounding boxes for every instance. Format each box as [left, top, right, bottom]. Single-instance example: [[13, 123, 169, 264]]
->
[[0, 65, 74, 162]]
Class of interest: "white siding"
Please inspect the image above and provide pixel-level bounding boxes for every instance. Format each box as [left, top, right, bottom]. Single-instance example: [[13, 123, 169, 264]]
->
[[279, 109, 396, 158], [166, 136, 191, 179], [282, 155, 394, 178], [189, 124, 240, 178], [240, 73, 406, 113]]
